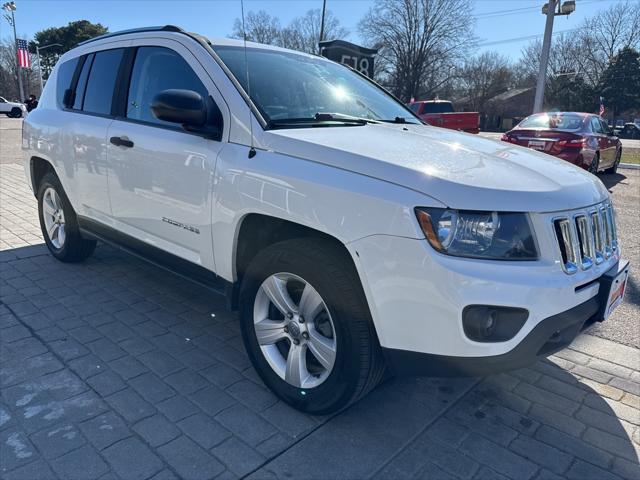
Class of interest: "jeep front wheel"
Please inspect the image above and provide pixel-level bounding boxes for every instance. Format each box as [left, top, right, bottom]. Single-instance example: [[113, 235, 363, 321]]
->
[[239, 238, 385, 414]]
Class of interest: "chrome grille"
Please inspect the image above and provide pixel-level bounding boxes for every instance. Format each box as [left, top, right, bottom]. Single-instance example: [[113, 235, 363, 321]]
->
[[553, 201, 617, 274]]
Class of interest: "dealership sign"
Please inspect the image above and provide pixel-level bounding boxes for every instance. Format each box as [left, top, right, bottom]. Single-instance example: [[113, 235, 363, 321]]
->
[[319, 39, 378, 78]]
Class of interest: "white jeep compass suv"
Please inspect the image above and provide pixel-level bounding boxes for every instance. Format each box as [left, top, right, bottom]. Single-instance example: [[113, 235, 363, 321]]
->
[[23, 26, 629, 414]]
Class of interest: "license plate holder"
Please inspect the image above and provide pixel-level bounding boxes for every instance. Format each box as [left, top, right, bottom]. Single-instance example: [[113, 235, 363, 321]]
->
[[598, 260, 630, 321], [528, 140, 546, 151]]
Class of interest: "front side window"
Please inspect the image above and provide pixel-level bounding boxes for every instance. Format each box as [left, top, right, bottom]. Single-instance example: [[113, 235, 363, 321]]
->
[[213, 46, 419, 126], [56, 57, 79, 108], [83, 48, 124, 115], [126, 46, 209, 127], [0, 97, 6, 103], [599, 119, 611, 134], [590, 117, 604, 134]]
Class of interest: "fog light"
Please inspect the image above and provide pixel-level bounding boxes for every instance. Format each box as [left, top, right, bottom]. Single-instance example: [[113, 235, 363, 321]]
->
[[463, 305, 529, 343]]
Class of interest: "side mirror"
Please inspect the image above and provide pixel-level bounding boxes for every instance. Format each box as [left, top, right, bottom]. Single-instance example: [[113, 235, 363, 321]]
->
[[151, 89, 223, 140], [151, 89, 206, 126]]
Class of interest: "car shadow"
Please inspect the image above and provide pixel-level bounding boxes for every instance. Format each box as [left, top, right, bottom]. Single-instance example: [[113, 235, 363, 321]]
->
[[1, 242, 638, 479], [599, 171, 628, 189]]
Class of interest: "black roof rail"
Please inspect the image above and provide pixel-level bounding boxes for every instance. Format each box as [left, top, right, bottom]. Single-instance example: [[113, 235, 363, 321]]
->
[[77, 25, 184, 46]]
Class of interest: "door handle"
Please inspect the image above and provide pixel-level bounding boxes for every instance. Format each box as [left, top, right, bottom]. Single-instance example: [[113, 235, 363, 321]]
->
[[110, 136, 134, 148]]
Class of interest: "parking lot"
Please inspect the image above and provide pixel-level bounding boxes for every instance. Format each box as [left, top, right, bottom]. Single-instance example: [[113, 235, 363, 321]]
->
[[1, 117, 638, 479]]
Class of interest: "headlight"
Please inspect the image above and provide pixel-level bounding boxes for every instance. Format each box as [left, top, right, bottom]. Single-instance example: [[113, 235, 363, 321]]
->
[[415, 208, 538, 260]]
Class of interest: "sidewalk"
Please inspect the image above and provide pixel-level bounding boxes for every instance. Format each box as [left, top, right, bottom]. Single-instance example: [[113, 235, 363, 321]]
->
[[1, 162, 638, 479]]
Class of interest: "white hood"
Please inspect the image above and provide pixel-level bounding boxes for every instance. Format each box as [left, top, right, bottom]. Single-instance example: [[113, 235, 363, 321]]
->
[[264, 123, 609, 213]]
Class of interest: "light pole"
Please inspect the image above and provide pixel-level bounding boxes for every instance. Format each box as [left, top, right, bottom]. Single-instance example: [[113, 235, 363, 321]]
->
[[35, 43, 62, 95], [533, 0, 576, 113], [2, 1, 24, 101]]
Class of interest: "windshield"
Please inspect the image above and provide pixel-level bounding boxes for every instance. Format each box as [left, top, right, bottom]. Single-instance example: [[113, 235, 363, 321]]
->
[[213, 46, 419, 127], [518, 113, 584, 131]]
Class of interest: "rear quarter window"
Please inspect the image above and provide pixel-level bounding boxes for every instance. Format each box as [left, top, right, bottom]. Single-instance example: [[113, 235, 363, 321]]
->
[[83, 48, 124, 116], [56, 57, 80, 109]]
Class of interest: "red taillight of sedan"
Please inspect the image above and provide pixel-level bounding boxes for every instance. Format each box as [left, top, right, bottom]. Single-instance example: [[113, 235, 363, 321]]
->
[[557, 138, 587, 148]]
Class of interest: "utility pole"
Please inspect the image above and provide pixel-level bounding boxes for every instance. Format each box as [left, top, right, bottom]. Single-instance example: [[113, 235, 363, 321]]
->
[[533, 0, 576, 113], [2, 2, 24, 101], [319, 0, 327, 47]]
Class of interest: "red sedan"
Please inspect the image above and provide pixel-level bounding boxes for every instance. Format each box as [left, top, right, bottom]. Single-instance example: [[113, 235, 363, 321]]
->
[[501, 112, 622, 174]]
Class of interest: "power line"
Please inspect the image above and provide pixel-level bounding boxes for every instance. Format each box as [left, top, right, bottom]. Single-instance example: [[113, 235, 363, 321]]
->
[[478, 28, 584, 47], [472, 0, 623, 20]]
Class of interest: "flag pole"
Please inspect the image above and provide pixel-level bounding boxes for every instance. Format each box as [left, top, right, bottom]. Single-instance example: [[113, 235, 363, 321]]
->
[[9, 6, 25, 101]]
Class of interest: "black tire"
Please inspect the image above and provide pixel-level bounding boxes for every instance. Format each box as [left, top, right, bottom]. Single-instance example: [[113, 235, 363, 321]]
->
[[37, 172, 97, 262], [604, 149, 621, 174], [9, 107, 22, 118], [588, 152, 600, 174], [239, 238, 385, 414]]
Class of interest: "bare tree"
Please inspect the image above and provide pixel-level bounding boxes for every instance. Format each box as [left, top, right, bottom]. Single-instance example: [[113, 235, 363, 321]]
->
[[230, 8, 348, 54], [458, 52, 515, 111], [578, 1, 640, 85], [518, 33, 582, 84], [359, 0, 475, 102], [0, 37, 37, 100], [285, 8, 348, 54], [231, 10, 281, 45]]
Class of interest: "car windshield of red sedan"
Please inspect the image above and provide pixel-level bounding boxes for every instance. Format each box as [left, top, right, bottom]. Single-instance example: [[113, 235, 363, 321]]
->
[[519, 113, 584, 131]]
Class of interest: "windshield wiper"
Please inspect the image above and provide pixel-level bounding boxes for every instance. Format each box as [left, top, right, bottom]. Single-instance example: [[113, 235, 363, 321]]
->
[[315, 112, 382, 124], [379, 116, 419, 124], [267, 112, 381, 129]]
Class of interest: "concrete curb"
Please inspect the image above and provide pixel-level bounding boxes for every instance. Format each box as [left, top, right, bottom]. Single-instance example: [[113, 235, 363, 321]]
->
[[619, 163, 640, 170]]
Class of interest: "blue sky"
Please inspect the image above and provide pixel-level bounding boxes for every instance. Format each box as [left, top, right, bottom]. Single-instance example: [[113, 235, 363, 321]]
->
[[0, 0, 632, 60]]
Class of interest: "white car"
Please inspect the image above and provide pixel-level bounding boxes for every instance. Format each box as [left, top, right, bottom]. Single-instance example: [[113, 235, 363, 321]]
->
[[22, 26, 629, 414], [0, 96, 26, 117]]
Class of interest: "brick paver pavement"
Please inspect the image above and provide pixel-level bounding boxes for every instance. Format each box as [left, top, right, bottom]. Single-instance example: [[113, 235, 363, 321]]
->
[[1, 159, 639, 480]]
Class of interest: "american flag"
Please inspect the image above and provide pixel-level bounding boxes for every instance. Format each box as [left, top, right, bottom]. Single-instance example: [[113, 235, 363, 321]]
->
[[599, 97, 605, 116], [17, 39, 31, 69]]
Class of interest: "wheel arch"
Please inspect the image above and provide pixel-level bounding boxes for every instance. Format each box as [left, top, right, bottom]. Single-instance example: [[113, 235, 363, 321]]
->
[[230, 213, 361, 310], [30, 156, 56, 196]]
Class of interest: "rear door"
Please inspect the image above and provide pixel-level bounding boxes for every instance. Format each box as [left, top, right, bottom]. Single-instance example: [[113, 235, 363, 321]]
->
[[105, 39, 229, 271], [599, 118, 617, 167], [55, 44, 128, 222], [590, 117, 612, 166]]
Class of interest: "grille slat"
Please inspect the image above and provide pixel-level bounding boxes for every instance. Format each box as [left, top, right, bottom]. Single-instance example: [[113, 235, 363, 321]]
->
[[553, 201, 617, 274]]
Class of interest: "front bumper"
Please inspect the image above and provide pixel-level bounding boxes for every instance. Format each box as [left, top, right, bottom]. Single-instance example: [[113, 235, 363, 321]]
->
[[384, 297, 596, 376], [382, 260, 628, 377]]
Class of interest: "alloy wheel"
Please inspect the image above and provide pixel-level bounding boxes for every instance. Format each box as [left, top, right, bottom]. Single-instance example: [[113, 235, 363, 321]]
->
[[253, 272, 337, 389], [42, 187, 66, 249]]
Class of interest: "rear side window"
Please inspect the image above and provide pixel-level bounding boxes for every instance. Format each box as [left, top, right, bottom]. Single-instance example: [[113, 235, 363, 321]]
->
[[422, 102, 454, 114], [56, 57, 79, 108], [83, 49, 124, 115], [126, 46, 208, 127], [72, 54, 94, 110], [409, 103, 420, 113]]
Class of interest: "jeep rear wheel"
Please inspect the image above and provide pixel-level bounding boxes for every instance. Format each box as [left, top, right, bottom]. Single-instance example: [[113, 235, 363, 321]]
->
[[9, 107, 22, 118], [239, 238, 385, 414], [37, 172, 97, 262]]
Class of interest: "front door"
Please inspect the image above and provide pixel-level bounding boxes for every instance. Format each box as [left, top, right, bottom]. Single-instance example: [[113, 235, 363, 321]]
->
[[106, 40, 228, 271]]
